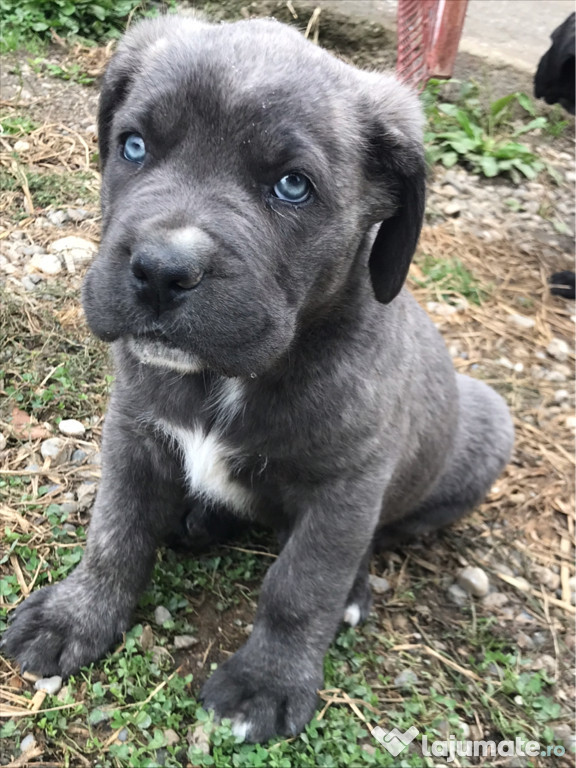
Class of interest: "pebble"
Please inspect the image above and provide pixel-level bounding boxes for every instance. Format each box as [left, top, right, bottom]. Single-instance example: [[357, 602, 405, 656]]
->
[[554, 389, 570, 403], [58, 418, 86, 437], [118, 728, 129, 742], [369, 575, 391, 594], [188, 722, 210, 754], [443, 201, 461, 216], [566, 415, 576, 430], [66, 208, 90, 222], [531, 565, 561, 592], [140, 624, 154, 651], [426, 301, 458, 317], [50, 236, 97, 270], [46, 210, 68, 227], [447, 583, 468, 606], [71, 449, 88, 464], [457, 566, 490, 598], [163, 729, 179, 746], [40, 437, 67, 465], [546, 337, 570, 362], [482, 591, 509, 609], [553, 723, 576, 752], [20, 734, 36, 753], [30, 252, 62, 275], [34, 675, 63, 695], [507, 314, 535, 330], [76, 482, 97, 506], [0, 432, 6, 451], [394, 669, 419, 687], [154, 606, 172, 625], [173, 634, 199, 649]]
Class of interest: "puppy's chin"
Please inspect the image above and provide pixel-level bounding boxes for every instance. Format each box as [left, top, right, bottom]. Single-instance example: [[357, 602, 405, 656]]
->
[[126, 337, 204, 374]]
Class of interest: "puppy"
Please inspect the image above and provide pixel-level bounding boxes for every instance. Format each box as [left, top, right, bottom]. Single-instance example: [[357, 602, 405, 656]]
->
[[2, 16, 514, 742]]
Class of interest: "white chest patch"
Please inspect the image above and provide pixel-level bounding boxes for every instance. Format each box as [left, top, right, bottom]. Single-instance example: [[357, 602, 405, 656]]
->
[[163, 423, 253, 514]]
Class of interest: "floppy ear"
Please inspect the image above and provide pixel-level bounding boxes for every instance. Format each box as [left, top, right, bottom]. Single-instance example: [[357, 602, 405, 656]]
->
[[360, 75, 427, 304]]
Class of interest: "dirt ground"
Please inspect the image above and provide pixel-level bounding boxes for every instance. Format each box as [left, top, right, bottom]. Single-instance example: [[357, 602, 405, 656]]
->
[[0, 2, 575, 767]]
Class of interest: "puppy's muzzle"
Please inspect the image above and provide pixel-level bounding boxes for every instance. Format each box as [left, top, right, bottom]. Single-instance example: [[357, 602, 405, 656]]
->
[[130, 226, 212, 315]]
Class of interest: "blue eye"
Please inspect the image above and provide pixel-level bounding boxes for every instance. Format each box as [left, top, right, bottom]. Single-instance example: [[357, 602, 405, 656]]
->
[[273, 173, 311, 204], [122, 133, 146, 163]]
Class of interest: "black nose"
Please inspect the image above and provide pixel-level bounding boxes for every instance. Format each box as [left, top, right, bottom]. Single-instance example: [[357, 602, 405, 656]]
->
[[130, 248, 204, 314]]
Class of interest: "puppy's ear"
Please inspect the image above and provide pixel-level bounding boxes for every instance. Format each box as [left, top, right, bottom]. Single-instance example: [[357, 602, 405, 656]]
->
[[360, 74, 426, 304]]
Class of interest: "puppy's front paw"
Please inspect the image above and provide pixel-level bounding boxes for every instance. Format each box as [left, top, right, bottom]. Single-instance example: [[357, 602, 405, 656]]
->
[[200, 644, 322, 742], [1, 580, 125, 677]]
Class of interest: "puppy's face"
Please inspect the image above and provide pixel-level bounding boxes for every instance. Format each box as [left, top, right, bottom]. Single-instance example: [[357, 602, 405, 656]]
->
[[83, 17, 425, 377]]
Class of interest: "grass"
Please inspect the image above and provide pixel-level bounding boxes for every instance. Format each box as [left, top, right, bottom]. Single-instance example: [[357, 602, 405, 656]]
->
[[413, 254, 489, 305], [0, 166, 98, 216]]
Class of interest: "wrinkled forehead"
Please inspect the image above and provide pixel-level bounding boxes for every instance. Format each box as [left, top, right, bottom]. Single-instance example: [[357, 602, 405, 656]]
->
[[119, 21, 359, 161]]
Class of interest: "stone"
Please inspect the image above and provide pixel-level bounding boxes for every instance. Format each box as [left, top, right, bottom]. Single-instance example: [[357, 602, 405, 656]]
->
[[507, 314, 535, 330], [14, 140, 30, 152], [447, 583, 468, 606], [50, 236, 97, 269], [46, 210, 68, 226], [426, 301, 458, 317], [66, 208, 90, 222], [173, 634, 199, 649], [188, 722, 211, 755], [71, 449, 88, 464], [0, 432, 6, 451], [554, 389, 569, 403], [369, 575, 391, 594], [20, 734, 36, 753], [482, 591, 509, 609], [58, 418, 85, 437], [457, 566, 490, 598], [546, 337, 570, 362], [140, 624, 154, 651], [76, 482, 97, 509], [531, 566, 560, 592], [30, 252, 62, 275], [40, 437, 67, 465], [34, 675, 63, 695], [443, 201, 461, 216], [154, 606, 172, 625], [164, 728, 179, 746], [394, 668, 419, 687]]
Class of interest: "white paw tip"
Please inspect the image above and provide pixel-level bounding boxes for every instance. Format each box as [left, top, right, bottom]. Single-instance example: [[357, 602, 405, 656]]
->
[[231, 718, 251, 741], [343, 602, 361, 627]]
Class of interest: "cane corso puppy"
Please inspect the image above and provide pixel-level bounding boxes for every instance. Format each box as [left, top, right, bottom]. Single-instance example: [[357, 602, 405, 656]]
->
[[2, 15, 514, 742]]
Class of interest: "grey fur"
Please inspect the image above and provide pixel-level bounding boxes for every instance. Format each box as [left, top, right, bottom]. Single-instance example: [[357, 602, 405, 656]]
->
[[2, 16, 514, 742]]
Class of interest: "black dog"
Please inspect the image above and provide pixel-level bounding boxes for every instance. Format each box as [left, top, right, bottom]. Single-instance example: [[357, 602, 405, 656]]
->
[[2, 16, 514, 742]]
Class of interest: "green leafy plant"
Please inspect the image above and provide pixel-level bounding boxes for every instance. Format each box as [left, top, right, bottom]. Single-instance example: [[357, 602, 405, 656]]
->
[[0, 0, 161, 52], [422, 80, 561, 182]]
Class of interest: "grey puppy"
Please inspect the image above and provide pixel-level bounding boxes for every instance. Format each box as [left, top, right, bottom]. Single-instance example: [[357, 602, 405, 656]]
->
[[2, 15, 514, 742]]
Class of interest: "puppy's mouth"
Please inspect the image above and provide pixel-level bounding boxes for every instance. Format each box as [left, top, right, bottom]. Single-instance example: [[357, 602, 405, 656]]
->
[[127, 335, 204, 374]]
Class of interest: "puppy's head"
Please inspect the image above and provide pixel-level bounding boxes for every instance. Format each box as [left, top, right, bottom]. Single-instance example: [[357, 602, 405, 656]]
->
[[83, 16, 425, 377]]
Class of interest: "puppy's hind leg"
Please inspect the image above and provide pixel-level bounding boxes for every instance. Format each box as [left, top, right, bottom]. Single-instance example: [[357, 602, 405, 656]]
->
[[376, 375, 514, 549]]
